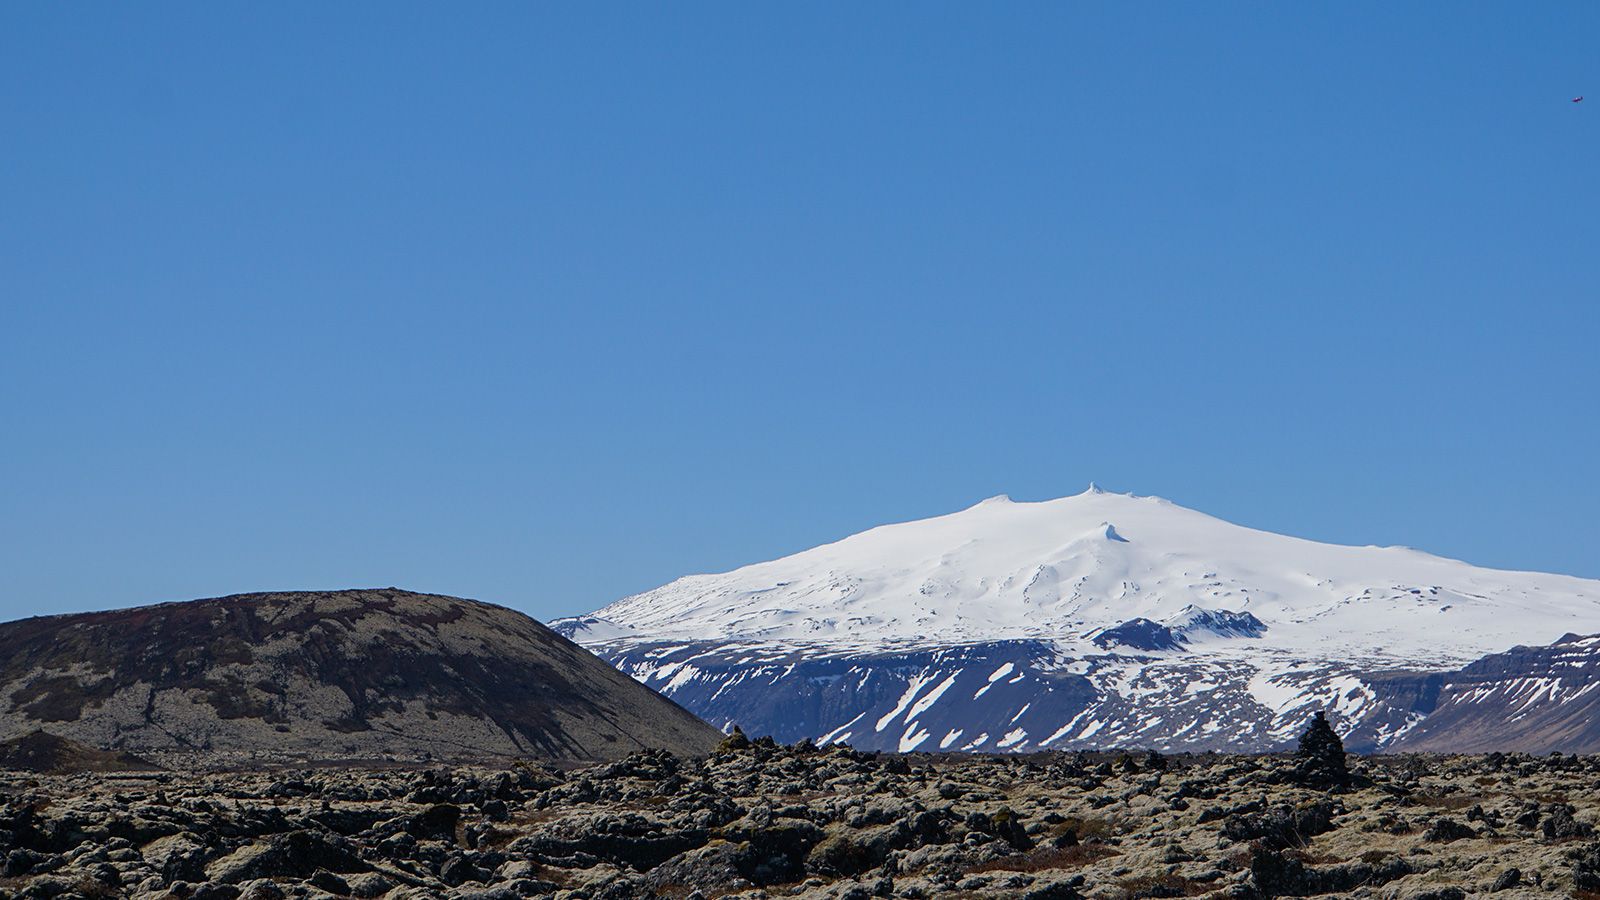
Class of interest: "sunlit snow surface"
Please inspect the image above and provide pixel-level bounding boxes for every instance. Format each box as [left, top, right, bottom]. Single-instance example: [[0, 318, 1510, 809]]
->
[[555, 486, 1600, 752]]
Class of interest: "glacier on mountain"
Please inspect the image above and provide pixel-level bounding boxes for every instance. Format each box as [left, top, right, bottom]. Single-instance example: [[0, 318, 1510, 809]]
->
[[554, 486, 1600, 752]]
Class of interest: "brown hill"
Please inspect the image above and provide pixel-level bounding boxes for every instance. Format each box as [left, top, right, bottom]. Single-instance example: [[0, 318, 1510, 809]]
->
[[0, 730, 158, 773], [0, 588, 721, 764]]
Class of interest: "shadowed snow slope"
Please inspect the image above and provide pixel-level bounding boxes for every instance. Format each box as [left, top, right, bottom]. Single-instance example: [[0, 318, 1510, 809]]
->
[[556, 487, 1600, 753]]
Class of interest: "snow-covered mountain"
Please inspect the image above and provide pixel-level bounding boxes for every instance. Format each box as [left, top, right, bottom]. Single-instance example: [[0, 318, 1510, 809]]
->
[[554, 486, 1600, 753]]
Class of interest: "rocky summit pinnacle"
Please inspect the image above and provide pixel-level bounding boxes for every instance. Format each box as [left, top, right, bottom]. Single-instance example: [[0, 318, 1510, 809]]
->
[[0, 588, 722, 765]]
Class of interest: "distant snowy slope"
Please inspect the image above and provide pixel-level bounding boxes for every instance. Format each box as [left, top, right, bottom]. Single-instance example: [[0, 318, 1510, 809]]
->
[[555, 486, 1600, 753], [572, 485, 1600, 665]]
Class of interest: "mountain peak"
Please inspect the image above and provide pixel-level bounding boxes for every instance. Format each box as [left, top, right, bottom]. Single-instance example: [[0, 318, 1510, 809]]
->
[[582, 491, 1600, 659], [571, 494, 1600, 757]]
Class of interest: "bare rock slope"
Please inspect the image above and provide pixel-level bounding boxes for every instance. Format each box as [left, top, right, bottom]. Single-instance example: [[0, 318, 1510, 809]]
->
[[0, 588, 720, 764]]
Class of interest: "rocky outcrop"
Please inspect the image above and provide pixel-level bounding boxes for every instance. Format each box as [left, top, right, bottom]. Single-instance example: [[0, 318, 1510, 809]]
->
[[1293, 710, 1349, 786], [1090, 619, 1186, 652], [0, 588, 721, 764]]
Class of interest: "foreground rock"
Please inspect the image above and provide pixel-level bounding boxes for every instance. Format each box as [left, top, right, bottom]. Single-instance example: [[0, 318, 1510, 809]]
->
[[0, 589, 722, 765], [4, 741, 1599, 899]]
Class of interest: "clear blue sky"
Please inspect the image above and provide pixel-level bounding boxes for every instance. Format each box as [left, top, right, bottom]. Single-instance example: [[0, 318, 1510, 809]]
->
[[4, 3, 1598, 623]]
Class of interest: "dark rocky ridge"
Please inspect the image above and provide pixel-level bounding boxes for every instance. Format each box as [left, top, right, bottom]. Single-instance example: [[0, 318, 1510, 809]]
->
[[1390, 632, 1600, 753], [1091, 610, 1268, 653], [583, 639, 1441, 755], [1090, 618, 1186, 652], [580, 628, 1600, 756], [0, 589, 721, 765]]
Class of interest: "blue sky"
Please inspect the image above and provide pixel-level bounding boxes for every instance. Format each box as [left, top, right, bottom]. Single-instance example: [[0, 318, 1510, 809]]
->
[[3, 3, 1598, 622]]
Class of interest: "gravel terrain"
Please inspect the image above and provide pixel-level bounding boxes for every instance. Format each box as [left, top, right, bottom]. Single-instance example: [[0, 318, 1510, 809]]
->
[[3, 730, 1597, 899]]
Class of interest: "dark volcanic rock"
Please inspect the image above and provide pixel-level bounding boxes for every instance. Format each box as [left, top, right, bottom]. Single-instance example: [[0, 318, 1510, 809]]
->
[[205, 830, 370, 883], [1292, 711, 1348, 786], [0, 588, 722, 764], [1573, 842, 1600, 892], [1422, 817, 1476, 842], [1, 747, 1598, 900], [1489, 867, 1522, 891], [1222, 800, 1338, 850], [1250, 847, 1413, 896], [1091, 618, 1186, 652]]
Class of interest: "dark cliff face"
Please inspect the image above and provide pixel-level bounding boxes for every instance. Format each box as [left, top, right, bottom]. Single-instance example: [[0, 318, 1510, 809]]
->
[[1388, 634, 1600, 754], [1091, 619, 1187, 652], [0, 589, 721, 764]]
